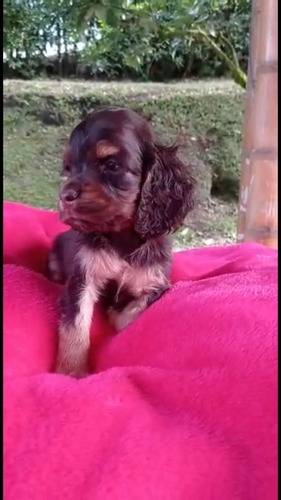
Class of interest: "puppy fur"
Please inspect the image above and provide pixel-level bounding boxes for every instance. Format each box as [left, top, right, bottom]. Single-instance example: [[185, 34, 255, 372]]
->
[[47, 107, 196, 376]]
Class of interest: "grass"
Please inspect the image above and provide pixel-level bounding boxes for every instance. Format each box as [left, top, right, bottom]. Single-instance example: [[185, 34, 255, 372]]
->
[[3, 78, 245, 249]]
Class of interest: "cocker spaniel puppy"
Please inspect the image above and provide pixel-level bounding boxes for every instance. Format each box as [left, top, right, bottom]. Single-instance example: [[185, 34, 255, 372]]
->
[[47, 107, 196, 376]]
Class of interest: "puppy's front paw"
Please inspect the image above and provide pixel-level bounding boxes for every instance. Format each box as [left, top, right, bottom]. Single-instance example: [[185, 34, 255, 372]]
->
[[55, 357, 89, 378], [107, 308, 129, 332], [108, 300, 144, 332]]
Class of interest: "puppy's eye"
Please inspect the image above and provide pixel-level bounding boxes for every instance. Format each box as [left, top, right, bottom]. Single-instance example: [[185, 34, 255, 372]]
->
[[105, 159, 119, 171], [64, 165, 71, 173]]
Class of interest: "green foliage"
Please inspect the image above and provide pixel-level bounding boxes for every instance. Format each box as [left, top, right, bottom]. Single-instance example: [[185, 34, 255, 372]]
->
[[3, 0, 250, 84], [3, 0, 81, 76]]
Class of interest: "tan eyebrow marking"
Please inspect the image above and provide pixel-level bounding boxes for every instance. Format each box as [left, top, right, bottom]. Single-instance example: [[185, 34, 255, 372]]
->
[[96, 140, 120, 158]]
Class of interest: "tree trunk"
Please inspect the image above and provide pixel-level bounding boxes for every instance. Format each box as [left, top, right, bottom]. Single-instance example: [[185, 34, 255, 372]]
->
[[23, 41, 29, 65], [63, 26, 69, 75], [237, 0, 278, 248], [56, 21, 62, 77]]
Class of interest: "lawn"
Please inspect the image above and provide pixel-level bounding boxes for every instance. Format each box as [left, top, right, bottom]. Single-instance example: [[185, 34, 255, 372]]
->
[[3, 78, 245, 249]]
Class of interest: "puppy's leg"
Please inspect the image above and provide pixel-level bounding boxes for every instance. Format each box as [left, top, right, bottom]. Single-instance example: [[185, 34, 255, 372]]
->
[[55, 271, 98, 377], [47, 229, 78, 284], [47, 248, 65, 284], [108, 287, 168, 332]]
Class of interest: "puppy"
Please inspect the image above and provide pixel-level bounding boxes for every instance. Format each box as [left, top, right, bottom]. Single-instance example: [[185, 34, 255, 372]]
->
[[47, 107, 196, 376]]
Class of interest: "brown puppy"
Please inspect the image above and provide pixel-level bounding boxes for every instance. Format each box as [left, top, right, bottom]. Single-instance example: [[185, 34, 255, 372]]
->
[[47, 107, 196, 376]]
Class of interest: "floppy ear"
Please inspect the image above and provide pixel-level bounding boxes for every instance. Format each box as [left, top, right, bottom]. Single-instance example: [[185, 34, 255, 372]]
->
[[134, 143, 196, 239]]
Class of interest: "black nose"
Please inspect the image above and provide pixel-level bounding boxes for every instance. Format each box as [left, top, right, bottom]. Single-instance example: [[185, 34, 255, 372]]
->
[[60, 188, 80, 203]]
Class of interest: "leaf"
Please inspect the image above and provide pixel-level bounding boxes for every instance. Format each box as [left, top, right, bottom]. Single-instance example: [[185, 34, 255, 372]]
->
[[105, 8, 118, 26], [84, 6, 96, 22], [94, 4, 109, 23]]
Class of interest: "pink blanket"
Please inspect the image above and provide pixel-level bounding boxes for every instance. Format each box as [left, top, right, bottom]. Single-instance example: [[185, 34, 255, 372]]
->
[[3, 202, 278, 500]]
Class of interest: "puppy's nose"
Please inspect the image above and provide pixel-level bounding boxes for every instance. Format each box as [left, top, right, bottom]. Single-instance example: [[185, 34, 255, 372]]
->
[[60, 188, 80, 203]]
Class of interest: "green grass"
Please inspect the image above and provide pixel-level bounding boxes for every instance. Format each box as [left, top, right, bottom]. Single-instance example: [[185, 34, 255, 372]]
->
[[3, 78, 244, 248], [4, 110, 60, 207]]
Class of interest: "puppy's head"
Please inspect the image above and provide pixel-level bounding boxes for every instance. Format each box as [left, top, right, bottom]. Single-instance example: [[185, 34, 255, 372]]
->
[[59, 107, 196, 237]]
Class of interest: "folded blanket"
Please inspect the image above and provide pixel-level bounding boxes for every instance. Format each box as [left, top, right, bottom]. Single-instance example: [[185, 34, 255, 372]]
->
[[3, 202, 278, 500]]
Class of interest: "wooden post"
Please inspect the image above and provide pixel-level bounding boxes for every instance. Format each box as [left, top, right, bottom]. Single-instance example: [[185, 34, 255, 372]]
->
[[237, 0, 278, 248]]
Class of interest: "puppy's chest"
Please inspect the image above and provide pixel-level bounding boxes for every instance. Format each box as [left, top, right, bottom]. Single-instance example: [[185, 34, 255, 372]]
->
[[78, 246, 167, 297]]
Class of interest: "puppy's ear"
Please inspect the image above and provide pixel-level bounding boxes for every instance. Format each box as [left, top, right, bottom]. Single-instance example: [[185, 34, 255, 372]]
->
[[134, 143, 196, 239]]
